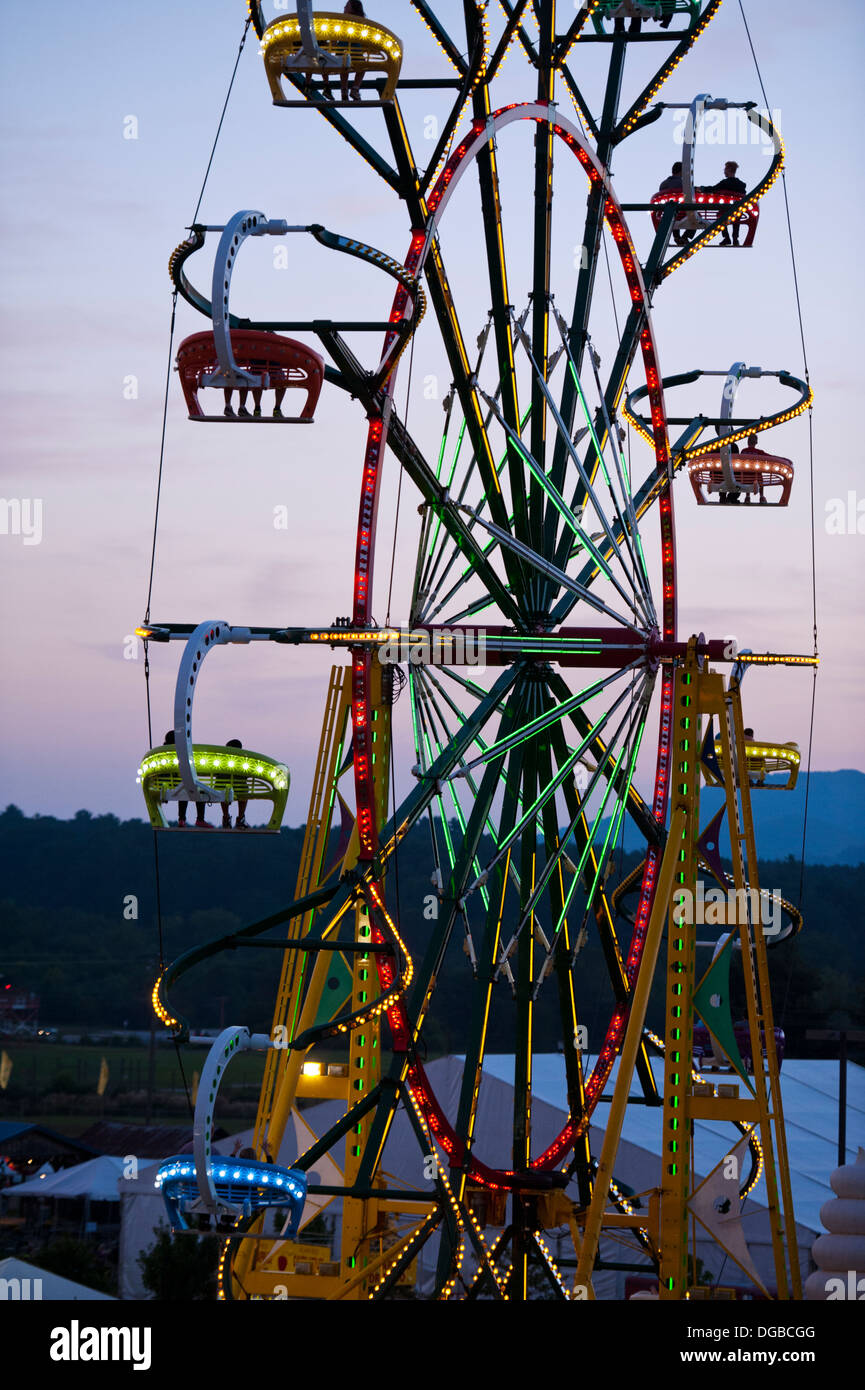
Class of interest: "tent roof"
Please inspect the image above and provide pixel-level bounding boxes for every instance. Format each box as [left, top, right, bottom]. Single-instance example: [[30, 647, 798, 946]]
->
[[5, 1154, 128, 1201], [481, 1055, 864, 1233], [0, 1257, 115, 1300]]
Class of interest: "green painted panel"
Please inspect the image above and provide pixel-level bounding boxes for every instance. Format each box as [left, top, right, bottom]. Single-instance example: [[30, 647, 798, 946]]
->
[[694, 935, 754, 1093], [312, 952, 354, 1028]]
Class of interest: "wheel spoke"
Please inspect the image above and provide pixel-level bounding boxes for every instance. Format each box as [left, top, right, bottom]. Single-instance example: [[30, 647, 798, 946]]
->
[[458, 505, 645, 633], [532, 677, 651, 986], [491, 672, 650, 969], [476, 383, 650, 625], [550, 303, 656, 623], [453, 660, 644, 781], [510, 310, 654, 626]]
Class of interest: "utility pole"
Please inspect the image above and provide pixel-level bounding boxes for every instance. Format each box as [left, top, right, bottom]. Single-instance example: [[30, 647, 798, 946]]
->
[[806, 1029, 865, 1165]]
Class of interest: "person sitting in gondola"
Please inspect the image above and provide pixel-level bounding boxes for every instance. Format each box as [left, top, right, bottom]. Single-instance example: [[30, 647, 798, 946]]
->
[[658, 161, 683, 194], [296, 0, 369, 102], [745, 432, 774, 505], [222, 382, 290, 420], [165, 731, 213, 829], [714, 427, 741, 506], [224, 386, 262, 420], [657, 162, 693, 246], [610, 1, 677, 32], [341, 1, 367, 101], [713, 161, 747, 246], [611, 1, 645, 33], [743, 727, 765, 786], [223, 738, 250, 830]]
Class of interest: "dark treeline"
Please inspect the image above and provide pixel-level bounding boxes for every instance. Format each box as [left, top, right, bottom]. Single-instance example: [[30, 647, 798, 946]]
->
[[0, 806, 862, 1059]]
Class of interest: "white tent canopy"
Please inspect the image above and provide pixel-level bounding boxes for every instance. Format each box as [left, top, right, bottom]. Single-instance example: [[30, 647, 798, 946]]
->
[[484, 1055, 865, 1234], [3, 1154, 128, 1202], [0, 1256, 115, 1301]]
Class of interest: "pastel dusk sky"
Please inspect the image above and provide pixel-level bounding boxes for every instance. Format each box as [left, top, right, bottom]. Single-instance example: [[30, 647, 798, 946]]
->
[[0, 2, 862, 825]]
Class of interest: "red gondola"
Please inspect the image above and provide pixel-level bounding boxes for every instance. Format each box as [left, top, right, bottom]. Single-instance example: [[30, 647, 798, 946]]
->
[[176, 329, 324, 422], [687, 446, 794, 506], [650, 188, 759, 249]]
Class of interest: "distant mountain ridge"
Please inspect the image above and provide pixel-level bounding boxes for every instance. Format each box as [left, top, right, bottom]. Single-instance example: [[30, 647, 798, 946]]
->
[[600, 770, 865, 865]]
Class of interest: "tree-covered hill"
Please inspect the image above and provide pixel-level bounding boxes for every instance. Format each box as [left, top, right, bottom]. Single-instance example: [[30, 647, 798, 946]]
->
[[0, 806, 862, 1056]]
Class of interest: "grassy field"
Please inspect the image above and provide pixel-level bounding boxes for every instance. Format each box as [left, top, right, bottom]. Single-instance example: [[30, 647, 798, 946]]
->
[[0, 1043, 273, 1136], [0, 1040, 267, 1095], [30, 1112, 250, 1137]]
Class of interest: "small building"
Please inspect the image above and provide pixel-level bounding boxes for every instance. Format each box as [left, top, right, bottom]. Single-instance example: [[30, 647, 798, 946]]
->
[[0, 1122, 96, 1177], [77, 1122, 193, 1159]]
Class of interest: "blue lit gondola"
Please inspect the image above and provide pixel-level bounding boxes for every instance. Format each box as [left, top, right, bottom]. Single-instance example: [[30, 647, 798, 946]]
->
[[156, 1156, 307, 1232]]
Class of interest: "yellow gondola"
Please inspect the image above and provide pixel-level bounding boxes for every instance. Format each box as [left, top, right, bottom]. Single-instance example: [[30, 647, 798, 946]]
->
[[706, 738, 801, 791], [261, 11, 402, 105]]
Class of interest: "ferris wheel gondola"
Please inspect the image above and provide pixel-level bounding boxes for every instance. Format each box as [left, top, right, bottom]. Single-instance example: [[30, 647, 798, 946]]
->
[[591, 1, 701, 32], [625, 361, 810, 506], [157, 1027, 307, 1230], [176, 331, 323, 422], [640, 94, 785, 274], [706, 734, 801, 792], [169, 212, 425, 400], [135, 621, 290, 831], [650, 94, 764, 248], [254, 3, 403, 107]]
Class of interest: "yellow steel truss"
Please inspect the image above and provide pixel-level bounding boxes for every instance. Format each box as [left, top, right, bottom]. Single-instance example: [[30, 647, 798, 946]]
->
[[574, 640, 800, 1300], [227, 661, 410, 1299], [229, 665, 353, 1297]]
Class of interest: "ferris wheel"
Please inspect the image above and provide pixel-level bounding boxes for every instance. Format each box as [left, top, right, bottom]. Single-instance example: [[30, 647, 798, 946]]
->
[[141, 0, 817, 1300]]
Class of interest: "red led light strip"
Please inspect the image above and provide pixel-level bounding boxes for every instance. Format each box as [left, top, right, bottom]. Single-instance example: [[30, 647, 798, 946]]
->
[[350, 105, 676, 1185]]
